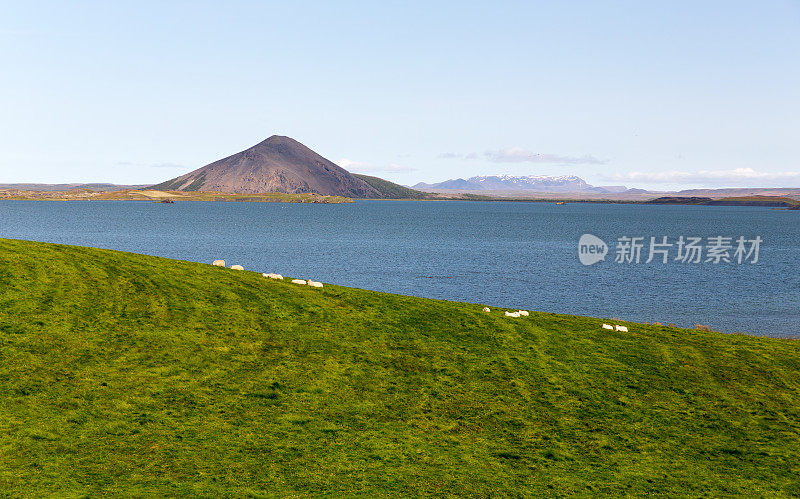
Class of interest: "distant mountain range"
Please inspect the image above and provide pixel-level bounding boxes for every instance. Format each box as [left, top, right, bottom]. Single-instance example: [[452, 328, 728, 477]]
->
[[5, 138, 800, 202], [413, 175, 629, 193]]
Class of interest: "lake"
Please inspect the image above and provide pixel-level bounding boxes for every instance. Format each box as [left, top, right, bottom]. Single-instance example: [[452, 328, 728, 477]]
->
[[1, 200, 798, 338]]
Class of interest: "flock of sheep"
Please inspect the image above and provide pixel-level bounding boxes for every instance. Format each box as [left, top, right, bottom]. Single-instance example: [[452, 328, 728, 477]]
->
[[212, 260, 324, 288], [213, 259, 633, 332], [484, 305, 631, 331], [481, 307, 531, 318]]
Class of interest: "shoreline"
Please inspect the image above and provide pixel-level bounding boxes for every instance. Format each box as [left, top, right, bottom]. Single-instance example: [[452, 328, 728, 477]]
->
[[2, 188, 799, 209]]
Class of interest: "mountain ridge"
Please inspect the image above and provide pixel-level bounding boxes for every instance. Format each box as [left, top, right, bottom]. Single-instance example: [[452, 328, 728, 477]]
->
[[413, 174, 628, 193], [151, 135, 382, 198]]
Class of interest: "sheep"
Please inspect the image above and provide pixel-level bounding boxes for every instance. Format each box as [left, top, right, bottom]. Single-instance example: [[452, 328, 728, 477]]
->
[[505, 311, 520, 318], [696, 324, 712, 331], [291, 279, 306, 285], [262, 273, 284, 280], [212, 260, 225, 267], [482, 307, 491, 312], [230, 265, 244, 271], [602, 323, 614, 330], [307, 280, 323, 288], [518, 310, 529, 316], [615, 325, 628, 332]]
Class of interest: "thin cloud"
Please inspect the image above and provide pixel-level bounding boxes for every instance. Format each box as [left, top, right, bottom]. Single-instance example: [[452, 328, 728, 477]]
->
[[602, 168, 800, 185], [116, 161, 187, 169], [336, 158, 416, 173], [485, 147, 605, 165], [0, 29, 41, 36], [440, 147, 604, 165], [150, 162, 187, 169]]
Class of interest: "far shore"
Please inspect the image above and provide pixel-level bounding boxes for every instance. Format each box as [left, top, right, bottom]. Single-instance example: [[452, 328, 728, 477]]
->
[[0, 189, 353, 203], [1, 188, 799, 209]]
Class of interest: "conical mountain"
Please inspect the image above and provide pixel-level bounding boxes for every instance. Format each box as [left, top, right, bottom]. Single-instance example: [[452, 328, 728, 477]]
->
[[152, 135, 381, 198]]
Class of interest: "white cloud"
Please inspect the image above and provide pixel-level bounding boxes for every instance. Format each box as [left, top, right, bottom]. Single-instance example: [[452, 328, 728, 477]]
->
[[439, 147, 604, 165], [336, 158, 416, 173], [336, 158, 369, 169], [603, 168, 800, 186]]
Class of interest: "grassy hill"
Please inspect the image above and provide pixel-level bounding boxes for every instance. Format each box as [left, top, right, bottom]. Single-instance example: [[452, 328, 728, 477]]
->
[[353, 174, 434, 199], [1, 238, 799, 496]]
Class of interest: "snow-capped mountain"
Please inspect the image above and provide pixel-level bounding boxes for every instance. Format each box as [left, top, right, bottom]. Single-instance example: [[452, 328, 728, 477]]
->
[[413, 175, 627, 193]]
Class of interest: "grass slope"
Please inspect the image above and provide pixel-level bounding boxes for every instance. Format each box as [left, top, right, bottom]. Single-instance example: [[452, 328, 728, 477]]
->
[[353, 174, 433, 199], [0, 239, 799, 496]]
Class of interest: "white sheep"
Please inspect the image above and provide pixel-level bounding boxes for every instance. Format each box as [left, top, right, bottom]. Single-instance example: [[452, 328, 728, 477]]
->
[[230, 265, 244, 271], [505, 311, 520, 318], [291, 279, 306, 285], [482, 307, 491, 312], [615, 325, 628, 332], [602, 323, 614, 330], [518, 310, 529, 316], [262, 273, 284, 280], [306, 280, 323, 288], [212, 260, 225, 267]]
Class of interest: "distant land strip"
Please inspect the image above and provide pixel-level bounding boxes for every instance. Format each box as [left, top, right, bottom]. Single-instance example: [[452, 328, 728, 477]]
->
[[0, 189, 354, 203]]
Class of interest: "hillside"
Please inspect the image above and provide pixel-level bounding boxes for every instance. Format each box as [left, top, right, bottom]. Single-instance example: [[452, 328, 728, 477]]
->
[[646, 195, 800, 207], [353, 174, 433, 199], [1, 239, 799, 495], [151, 135, 380, 198]]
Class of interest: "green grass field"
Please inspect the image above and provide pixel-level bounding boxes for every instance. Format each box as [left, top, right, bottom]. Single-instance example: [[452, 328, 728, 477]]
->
[[1, 238, 799, 496]]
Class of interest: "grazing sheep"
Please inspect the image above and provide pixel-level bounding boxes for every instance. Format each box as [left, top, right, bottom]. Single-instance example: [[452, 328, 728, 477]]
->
[[291, 279, 306, 285], [482, 307, 491, 312], [262, 273, 284, 280], [602, 323, 614, 330], [615, 325, 628, 332], [230, 265, 244, 271], [307, 280, 323, 288], [518, 310, 529, 316], [212, 260, 226, 267], [505, 311, 520, 318], [696, 324, 712, 331]]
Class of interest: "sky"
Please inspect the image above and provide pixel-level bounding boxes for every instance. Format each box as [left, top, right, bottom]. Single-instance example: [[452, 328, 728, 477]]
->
[[1, 0, 798, 190]]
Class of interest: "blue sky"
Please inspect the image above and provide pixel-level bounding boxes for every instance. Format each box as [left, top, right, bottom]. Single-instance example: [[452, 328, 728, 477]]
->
[[1, 1, 798, 189]]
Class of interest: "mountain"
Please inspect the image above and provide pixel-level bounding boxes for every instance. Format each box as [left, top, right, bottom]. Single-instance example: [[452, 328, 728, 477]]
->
[[151, 135, 381, 198], [413, 175, 627, 193]]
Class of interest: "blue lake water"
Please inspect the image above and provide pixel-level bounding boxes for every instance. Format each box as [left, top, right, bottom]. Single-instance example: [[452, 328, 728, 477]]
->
[[1, 200, 798, 338]]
